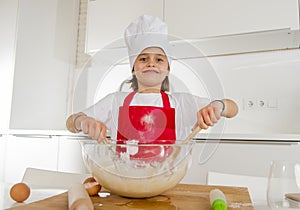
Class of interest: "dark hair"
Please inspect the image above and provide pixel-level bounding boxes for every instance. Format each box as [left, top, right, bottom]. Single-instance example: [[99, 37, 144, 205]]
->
[[127, 75, 170, 92]]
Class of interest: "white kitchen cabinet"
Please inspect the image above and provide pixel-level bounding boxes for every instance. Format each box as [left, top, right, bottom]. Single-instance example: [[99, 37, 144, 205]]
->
[[0, 0, 19, 131], [181, 141, 300, 185], [3, 131, 300, 193], [85, 0, 299, 54], [57, 136, 88, 174], [0, 135, 6, 182], [86, 0, 164, 52], [165, 0, 299, 39], [9, 0, 79, 130], [3, 135, 59, 183]]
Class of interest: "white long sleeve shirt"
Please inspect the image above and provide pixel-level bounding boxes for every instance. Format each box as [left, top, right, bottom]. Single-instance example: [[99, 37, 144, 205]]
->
[[83, 91, 210, 140]]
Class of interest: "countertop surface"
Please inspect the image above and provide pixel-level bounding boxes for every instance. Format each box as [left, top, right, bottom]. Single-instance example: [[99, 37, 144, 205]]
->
[[7, 184, 255, 210]]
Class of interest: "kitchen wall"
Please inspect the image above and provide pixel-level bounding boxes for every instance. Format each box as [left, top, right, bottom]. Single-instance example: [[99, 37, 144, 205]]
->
[[74, 0, 300, 138], [208, 49, 300, 135], [75, 48, 300, 138], [1, 0, 299, 135]]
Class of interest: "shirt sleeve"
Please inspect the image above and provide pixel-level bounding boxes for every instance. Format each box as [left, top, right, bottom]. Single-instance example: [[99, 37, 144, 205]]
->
[[82, 92, 127, 139], [170, 92, 210, 140], [83, 93, 113, 123]]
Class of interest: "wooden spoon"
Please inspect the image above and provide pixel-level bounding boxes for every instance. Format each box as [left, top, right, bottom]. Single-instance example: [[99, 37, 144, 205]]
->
[[183, 125, 201, 144], [166, 125, 201, 163]]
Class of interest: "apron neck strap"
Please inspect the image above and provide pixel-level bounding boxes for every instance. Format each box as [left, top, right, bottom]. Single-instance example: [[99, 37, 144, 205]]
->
[[160, 91, 171, 108], [123, 91, 171, 108]]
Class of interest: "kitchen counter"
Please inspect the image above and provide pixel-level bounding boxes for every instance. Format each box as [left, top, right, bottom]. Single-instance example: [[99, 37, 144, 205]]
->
[[7, 184, 255, 210]]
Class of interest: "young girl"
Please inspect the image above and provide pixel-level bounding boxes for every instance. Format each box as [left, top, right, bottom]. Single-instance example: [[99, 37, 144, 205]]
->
[[66, 15, 238, 143]]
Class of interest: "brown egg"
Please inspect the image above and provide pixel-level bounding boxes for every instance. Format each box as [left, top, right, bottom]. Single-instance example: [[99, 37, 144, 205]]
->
[[83, 177, 101, 196], [10, 182, 30, 202]]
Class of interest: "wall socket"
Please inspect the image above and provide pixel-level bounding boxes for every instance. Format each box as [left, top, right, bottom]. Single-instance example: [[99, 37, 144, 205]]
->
[[244, 98, 256, 109], [243, 98, 278, 110]]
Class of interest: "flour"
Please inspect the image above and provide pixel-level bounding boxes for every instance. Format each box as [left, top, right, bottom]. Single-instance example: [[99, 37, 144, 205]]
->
[[90, 156, 190, 198], [82, 141, 194, 198]]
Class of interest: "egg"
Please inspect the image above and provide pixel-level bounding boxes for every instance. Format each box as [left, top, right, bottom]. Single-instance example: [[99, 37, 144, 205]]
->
[[10, 182, 30, 202], [83, 177, 101, 196]]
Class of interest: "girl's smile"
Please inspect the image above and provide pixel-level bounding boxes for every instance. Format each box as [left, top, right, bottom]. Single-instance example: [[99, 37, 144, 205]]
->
[[133, 47, 169, 92], [142, 69, 160, 73]]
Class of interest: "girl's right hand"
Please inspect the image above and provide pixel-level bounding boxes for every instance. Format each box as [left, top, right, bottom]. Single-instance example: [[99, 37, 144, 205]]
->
[[80, 116, 108, 143]]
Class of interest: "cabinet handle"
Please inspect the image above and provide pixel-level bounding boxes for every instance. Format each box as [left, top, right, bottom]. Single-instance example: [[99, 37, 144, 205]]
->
[[13, 134, 52, 139]]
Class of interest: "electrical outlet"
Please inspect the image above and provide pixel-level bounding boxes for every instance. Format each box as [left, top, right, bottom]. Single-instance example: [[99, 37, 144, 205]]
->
[[243, 97, 278, 110], [257, 99, 266, 109], [243, 98, 256, 110]]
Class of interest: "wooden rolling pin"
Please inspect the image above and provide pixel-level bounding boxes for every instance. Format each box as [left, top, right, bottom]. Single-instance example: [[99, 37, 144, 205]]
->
[[68, 183, 94, 210]]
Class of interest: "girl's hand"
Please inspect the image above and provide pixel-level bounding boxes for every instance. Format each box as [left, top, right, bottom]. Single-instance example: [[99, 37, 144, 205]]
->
[[196, 101, 224, 130], [80, 116, 108, 143]]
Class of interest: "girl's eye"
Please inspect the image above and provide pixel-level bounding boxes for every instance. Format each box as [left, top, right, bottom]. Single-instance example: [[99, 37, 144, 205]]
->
[[139, 57, 147, 62], [157, 57, 165, 62]]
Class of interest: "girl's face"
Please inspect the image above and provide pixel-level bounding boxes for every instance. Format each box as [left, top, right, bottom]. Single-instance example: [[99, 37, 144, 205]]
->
[[133, 47, 169, 93]]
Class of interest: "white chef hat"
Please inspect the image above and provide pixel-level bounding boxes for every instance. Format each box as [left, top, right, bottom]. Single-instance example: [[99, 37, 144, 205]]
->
[[124, 15, 172, 70]]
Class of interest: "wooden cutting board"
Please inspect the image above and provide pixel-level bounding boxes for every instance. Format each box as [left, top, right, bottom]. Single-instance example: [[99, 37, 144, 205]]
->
[[9, 184, 254, 210]]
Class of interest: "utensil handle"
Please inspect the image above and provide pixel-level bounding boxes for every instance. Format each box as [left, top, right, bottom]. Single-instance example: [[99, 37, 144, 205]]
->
[[68, 183, 94, 210], [183, 125, 201, 144]]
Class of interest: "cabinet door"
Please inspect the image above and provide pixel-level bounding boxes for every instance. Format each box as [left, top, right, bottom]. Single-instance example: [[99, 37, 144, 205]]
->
[[4, 135, 59, 183], [0, 135, 5, 182], [181, 142, 300, 184], [0, 0, 19, 130], [86, 0, 164, 52], [165, 0, 299, 39], [9, 0, 78, 130], [57, 136, 87, 174]]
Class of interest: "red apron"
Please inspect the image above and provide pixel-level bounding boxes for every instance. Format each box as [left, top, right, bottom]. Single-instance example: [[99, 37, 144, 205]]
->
[[116, 91, 176, 159]]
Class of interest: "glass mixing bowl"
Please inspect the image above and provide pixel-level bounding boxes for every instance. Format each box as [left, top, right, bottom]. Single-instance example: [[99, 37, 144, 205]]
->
[[81, 139, 194, 198]]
